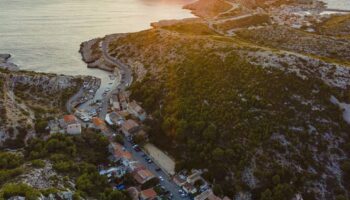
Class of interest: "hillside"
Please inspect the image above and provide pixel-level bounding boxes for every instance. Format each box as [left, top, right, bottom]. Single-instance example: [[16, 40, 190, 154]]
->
[[94, 7, 350, 200], [0, 67, 85, 148]]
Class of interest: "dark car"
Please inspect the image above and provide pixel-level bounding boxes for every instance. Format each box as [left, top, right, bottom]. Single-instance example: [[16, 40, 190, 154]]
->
[[155, 168, 161, 172], [134, 146, 141, 152]]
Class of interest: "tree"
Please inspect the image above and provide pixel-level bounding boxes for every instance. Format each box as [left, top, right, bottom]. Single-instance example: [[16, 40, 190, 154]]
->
[[272, 184, 293, 200], [99, 189, 128, 200], [35, 120, 48, 134], [203, 124, 216, 141], [212, 147, 225, 161], [272, 175, 280, 185], [76, 172, 109, 197], [1, 183, 40, 200], [0, 152, 23, 169], [114, 134, 124, 145], [134, 134, 147, 145], [260, 189, 272, 200]]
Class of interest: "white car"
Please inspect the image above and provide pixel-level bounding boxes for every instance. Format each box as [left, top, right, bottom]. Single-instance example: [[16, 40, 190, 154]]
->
[[159, 176, 164, 181]]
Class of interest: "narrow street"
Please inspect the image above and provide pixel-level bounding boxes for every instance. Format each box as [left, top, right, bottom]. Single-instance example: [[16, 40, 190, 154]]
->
[[123, 139, 191, 200], [95, 37, 189, 199]]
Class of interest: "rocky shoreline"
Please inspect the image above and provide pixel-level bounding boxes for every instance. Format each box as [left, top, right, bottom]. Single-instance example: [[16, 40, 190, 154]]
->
[[79, 38, 114, 72], [0, 53, 19, 71]]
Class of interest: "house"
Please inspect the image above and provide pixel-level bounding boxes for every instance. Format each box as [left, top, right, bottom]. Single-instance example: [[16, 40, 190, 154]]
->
[[173, 174, 187, 187], [140, 188, 157, 200], [132, 168, 155, 185], [105, 112, 125, 126], [112, 143, 133, 162], [66, 123, 81, 134], [119, 91, 129, 110], [58, 115, 81, 134], [59, 115, 78, 129], [127, 187, 140, 200], [187, 170, 202, 184], [110, 94, 121, 111], [194, 189, 221, 200], [48, 120, 64, 134], [92, 117, 108, 131], [121, 119, 140, 137], [127, 100, 146, 121], [183, 182, 197, 194], [128, 161, 146, 172], [99, 166, 127, 178]]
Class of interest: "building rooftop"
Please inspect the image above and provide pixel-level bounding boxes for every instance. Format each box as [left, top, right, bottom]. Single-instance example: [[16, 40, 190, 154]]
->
[[133, 168, 155, 184], [113, 143, 132, 160], [63, 115, 77, 124], [140, 188, 157, 200], [122, 119, 139, 131]]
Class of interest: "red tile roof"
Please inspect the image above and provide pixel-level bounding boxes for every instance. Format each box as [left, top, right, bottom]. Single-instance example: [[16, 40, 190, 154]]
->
[[140, 188, 157, 199], [63, 115, 77, 123]]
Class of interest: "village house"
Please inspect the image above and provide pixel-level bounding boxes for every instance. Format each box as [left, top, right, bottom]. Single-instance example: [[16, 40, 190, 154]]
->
[[105, 112, 125, 126], [48, 119, 64, 134], [187, 170, 202, 185], [173, 174, 187, 187], [194, 189, 225, 200], [119, 91, 129, 110], [66, 123, 81, 135], [127, 100, 146, 121], [58, 115, 81, 134], [183, 182, 197, 195], [132, 168, 155, 185], [111, 143, 133, 167], [99, 166, 127, 179], [121, 119, 140, 137], [140, 188, 158, 200], [91, 117, 108, 132], [110, 94, 121, 111]]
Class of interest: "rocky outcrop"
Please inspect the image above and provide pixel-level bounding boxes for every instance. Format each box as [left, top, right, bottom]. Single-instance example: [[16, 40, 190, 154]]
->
[[0, 53, 19, 71]]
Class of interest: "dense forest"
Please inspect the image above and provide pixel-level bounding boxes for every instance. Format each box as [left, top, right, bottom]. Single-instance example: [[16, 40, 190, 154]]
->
[[130, 50, 350, 199]]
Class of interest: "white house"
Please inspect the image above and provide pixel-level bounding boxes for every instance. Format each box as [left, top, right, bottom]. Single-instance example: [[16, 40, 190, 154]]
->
[[66, 123, 81, 134]]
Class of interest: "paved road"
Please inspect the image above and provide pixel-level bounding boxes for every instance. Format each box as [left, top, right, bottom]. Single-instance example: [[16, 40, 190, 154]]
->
[[97, 36, 133, 119], [101, 36, 133, 90], [66, 87, 84, 113], [123, 139, 190, 200], [89, 37, 189, 199]]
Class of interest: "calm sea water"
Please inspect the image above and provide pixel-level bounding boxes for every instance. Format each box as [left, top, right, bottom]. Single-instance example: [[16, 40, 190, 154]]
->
[[0, 0, 348, 77], [0, 0, 193, 78], [322, 0, 350, 9]]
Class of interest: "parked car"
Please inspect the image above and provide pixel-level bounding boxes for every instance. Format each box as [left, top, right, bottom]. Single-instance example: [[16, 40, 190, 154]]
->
[[134, 146, 141, 152], [156, 168, 161, 172], [159, 176, 165, 181]]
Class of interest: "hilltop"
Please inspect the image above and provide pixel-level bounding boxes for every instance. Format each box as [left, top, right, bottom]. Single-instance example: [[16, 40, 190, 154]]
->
[[82, 0, 350, 199]]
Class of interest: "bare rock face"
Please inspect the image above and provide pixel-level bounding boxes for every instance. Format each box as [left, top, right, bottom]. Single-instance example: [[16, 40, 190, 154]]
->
[[0, 53, 11, 61], [0, 53, 19, 71]]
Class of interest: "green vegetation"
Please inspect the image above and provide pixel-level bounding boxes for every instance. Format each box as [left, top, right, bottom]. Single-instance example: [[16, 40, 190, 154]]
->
[[130, 48, 350, 198], [161, 22, 217, 36], [0, 152, 24, 185], [184, 0, 233, 18], [0, 130, 127, 199], [215, 14, 270, 31], [0, 183, 40, 200], [318, 14, 350, 38], [31, 159, 46, 168], [236, 25, 350, 64]]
